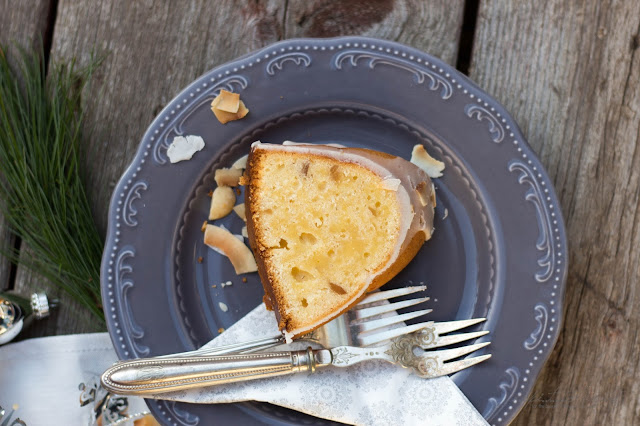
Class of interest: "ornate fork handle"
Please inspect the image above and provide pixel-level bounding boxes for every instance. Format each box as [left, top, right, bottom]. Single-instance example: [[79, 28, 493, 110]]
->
[[101, 341, 438, 397], [101, 348, 333, 396], [102, 346, 393, 396], [102, 329, 490, 396]]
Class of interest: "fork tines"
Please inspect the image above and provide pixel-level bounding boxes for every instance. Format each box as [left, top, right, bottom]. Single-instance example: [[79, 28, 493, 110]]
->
[[354, 286, 432, 345], [357, 285, 427, 305], [354, 285, 431, 325], [426, 342, 492, 377], [354, 286, 489, 365]]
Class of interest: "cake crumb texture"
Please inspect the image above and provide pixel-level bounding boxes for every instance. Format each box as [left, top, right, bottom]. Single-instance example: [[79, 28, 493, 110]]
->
[[247, 150, 401, 331]]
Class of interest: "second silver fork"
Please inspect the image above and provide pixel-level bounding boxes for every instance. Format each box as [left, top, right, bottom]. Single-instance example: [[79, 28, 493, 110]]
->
[[156, 285, 435, 358]]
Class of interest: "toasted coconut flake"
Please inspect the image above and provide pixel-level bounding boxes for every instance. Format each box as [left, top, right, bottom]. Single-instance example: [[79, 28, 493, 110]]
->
[[211, 105, 237, 124], [411, 144, 445, 178], [381, 177, 401, 191], [236, 100, 249, 119], [215, 90, 240, 113], [210, 91, 249, 124], [233, 203, 246, 221], [167, 135, 205, 163], [209, 186, 236, 220], [204, 224, 257, 274], [415, 181, 433, 207], [215, 167, 243, 186], [232, 154, 248, 169]]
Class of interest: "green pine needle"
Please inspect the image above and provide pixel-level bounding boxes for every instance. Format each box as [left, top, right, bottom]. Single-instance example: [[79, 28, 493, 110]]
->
[[0, 45, 105, 324]]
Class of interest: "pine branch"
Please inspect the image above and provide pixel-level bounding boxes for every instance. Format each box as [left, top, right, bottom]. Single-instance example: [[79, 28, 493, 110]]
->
[[0, 45, 105, 324]]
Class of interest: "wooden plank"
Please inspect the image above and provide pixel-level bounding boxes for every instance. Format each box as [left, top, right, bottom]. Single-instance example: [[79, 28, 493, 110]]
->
[[0, 1, 53, 293], [0, 0, 52, 59], [284, 0, 464, 65], [470, 1, 640, 425]]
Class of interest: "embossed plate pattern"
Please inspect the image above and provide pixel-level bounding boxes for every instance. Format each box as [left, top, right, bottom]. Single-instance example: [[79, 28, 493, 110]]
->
[[101, 37, 568, 426]]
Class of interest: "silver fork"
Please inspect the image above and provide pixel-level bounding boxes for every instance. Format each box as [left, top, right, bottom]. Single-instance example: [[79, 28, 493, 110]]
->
[[101, 287, 491, 395], [156, 285, 436, 359]]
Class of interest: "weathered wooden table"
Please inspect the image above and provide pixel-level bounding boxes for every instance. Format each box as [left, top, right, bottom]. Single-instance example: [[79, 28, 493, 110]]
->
[[1, 1, 639, 424]]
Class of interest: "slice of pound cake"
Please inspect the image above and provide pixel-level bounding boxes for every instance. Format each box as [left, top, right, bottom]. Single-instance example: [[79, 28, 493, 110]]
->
[[245, 142, 436, 341]]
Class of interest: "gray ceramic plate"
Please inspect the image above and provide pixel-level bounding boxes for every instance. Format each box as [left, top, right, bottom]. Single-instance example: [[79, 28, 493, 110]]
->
[[101, 37, 567, 426]]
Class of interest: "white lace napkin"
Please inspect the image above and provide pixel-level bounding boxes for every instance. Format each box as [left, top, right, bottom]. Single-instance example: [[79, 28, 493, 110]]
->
[[0, 333, 151, 425], [158, 303, 488, 426]]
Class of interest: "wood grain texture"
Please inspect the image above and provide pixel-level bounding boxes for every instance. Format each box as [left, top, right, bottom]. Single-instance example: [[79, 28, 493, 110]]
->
[[0, 0, 52, 58], [470, 1, 640, 424], [0, 0, 53, 293], [284, 0, 464, 65]]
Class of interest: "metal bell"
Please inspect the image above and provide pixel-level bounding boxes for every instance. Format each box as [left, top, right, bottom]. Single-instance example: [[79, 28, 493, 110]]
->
[[0, 292, 55, 345]]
